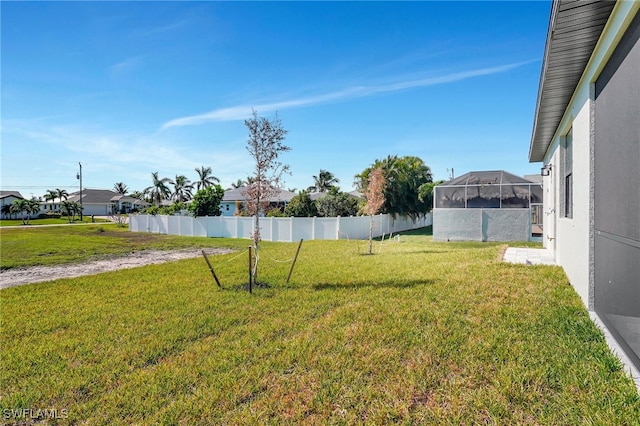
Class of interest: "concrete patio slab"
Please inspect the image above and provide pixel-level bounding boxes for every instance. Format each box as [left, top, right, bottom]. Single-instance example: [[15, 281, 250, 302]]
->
[[503, 247, 555, 265]]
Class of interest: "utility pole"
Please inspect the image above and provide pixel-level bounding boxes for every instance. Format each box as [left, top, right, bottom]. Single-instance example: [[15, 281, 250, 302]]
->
[[77, 162, 83, 221], [447, 168, 455, 180]]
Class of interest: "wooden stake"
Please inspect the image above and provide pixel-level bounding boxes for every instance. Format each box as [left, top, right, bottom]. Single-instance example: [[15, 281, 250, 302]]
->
[[201, 250, 222, 288], [286, 239, 304, 284], [248, 245, 253, 293]]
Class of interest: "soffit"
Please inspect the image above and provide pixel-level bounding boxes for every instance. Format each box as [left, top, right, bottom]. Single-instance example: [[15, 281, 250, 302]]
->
[[529, 0, 615, 162]]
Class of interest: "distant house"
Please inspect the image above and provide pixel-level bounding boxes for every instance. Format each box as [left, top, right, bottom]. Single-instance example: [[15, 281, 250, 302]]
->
[[0, 191, 25, 218], [432, 170, 543, 242], [110, 194, 149, 213], [530, 2, 639, 371], [220, 187, 296, 217], [64, 189, 120, 216]]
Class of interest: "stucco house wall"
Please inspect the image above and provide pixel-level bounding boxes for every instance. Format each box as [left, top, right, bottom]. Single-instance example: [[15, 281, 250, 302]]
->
[[542, 91, 592, 304], [532, 1, 640, 378], [539, 2, 639, 309], [0, 191, 25, 218]]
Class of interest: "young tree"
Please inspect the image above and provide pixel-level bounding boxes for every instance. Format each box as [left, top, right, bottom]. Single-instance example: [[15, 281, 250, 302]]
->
[[355, 155, 433, 220], [188, 185, 224, 217], [364, 167, 386, 254], [243, 110, 290, 285]]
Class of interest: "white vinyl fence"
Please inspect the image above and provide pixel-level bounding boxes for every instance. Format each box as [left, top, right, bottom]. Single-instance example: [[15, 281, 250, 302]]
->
[[129, 213, 432, 242]]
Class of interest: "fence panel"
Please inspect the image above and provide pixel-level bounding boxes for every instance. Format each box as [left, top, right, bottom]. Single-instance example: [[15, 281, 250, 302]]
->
[[339, 216, 369, 240], [273, 217, 292, 242], [168, 216, 180, 235], [291, 218, 314, 241], [314, 217, 338, 240], [129, 213, 431, 242], [179, 215, 193, 237], [236, 217, 254, 240]]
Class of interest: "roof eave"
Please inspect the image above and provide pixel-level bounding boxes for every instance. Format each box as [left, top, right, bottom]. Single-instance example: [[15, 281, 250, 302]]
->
[[529, 0, 616, 163]]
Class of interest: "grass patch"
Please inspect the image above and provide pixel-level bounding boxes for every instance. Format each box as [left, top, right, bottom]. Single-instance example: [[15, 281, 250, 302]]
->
[[0, 224, 249, 270], [0, 217, 111, 227], [1, 228, 638, 424]]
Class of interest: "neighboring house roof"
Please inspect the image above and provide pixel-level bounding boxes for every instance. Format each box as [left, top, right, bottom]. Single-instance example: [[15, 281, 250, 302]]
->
[[529, 0, 615, 162], [524, 174, 543, 185], [309, 191, 362, 201], [110, 195, 149, 206], [349, 190, 363, 199], [309, 191, 327, 201], [222, 186, 296, 203], [0, 191, 24, 200], [67, 189, 119, 204], [441, 170, 536, 186]]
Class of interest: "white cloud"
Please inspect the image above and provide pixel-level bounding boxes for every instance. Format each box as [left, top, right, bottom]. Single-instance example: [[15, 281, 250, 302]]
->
[[110, 56, 144, 76], [161, 61, 534, 129]]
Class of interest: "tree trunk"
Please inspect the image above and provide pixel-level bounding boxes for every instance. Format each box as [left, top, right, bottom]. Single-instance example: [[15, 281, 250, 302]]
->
[[368, 215, 374, 255]]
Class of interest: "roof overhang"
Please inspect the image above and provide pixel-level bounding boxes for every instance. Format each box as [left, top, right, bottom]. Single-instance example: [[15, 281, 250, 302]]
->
[[529, 0, 615, 163]]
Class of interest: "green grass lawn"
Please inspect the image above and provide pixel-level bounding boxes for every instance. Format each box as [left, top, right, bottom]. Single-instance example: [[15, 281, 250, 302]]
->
[[0, 224, 249, 270], [0, 217, 111, 227], [1, 227, 638, 424]]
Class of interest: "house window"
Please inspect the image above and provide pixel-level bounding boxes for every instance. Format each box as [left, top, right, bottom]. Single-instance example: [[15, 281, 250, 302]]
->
[[564, 129, 573, 218], [226, 204, 230, 211]]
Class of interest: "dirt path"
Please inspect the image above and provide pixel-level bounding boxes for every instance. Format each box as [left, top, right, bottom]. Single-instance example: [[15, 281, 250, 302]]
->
[[0, 248, 233, 290]]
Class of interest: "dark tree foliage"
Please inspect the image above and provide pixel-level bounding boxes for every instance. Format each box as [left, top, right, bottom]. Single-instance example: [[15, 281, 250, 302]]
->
[[355, 155, 433, 219], [308, 169, 340, 193], [188, 185, 224, 217], [315, 188, 359, 217], [284, 190, 319, 217], [418, 179, 445, 211]]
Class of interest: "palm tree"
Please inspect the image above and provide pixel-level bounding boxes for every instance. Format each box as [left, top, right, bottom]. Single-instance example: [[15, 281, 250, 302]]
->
[[10, 199, 39, 224], [27, 199, 41, 223], [55, 188, 69, 202], [230, 179, 247, 189], [144, 172, 172, 206], [171, 175, 194, 202], [1, 204, 11, 219], [129, 190, 144, 200], [10, 200, 27, 224], [194, 166, 219, 191], [113, 182, 129, 195], [60, 201, 73, 222], [60, 200, 83, 222], [308, 169, 339, 193], [44, 189, 58, 203]]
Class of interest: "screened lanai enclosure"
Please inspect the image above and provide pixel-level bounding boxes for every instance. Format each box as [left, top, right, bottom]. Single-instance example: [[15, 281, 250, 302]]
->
[[433, 170, 543, 242]]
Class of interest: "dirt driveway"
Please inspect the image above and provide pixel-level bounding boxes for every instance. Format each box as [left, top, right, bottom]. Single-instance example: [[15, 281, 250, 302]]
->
[[0, 248, 233, 290]]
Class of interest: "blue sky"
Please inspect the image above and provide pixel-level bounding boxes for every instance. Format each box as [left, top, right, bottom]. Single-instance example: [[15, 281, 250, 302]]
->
[[1, 1, 551, 198]]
